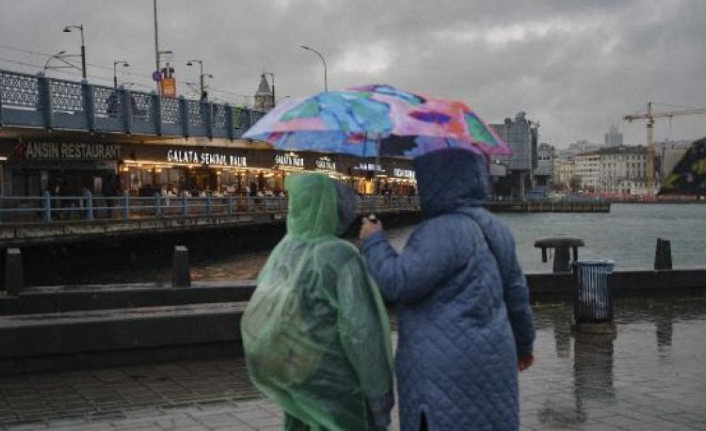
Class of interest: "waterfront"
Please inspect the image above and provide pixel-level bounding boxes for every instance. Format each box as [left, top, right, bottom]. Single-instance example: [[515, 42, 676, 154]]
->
[[25, 203, 705, 287], [1, 297, 705, 430]]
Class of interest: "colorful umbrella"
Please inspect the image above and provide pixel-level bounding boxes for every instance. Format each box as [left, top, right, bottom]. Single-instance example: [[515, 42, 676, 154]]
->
[[243, 84, 511, 159], [659, 136, 706, 196]]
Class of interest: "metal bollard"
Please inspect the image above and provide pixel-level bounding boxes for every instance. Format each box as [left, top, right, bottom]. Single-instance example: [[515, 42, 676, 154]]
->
[[4, 248, 24, 295], [654, 238, 673, 270], [172, 245, 191, 288]]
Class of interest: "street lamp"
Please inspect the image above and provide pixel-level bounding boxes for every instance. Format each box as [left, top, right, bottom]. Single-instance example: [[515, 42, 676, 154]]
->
[[113, 61, 130, 88], [43, 50, 67, 74], [262, 72, 275, 106], [63, 24, 86, 79], [300, 45, 327, 92], [187, 59, 212, 100]]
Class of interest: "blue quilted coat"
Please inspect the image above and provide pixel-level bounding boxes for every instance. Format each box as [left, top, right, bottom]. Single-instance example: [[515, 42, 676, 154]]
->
[[361, 148, 536, 431]]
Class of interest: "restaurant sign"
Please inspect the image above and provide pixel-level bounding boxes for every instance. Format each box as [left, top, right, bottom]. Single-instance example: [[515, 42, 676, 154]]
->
[[315, 156, 336, 171], [393, 168, 416, 180], [355, 162, 384, 173], [15, 141, 121, 160], [167, 149, 247, 167], [275, 152, 304, 168]]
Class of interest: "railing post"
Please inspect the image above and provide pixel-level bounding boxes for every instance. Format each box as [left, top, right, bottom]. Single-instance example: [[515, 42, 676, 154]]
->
[[122, 191, 130, 220], [84, 189, 94, 221], [225, 103, 234, 140], [37, 73, 53, 129], [181, 194, 188, 216], [179, 96, 190, 137], [5, 248, 24, 296], [155, 192, 162, 217], [227, 195, 234, 216], [82, 80, 96, 132], [206, 193, 212, 215], [203, 100, 213, 139], [152, 91, 163, 136], [42, 190, 52, 222], [120, 86, 133, 134]]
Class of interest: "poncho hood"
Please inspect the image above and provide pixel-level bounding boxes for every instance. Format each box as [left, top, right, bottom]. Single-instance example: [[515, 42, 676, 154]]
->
[[413, 148, 489, 218], [285, 173, 339, 240]]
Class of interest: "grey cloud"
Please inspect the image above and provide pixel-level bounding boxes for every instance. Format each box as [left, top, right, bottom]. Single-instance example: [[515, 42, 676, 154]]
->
[[0, 0, 704, 146]]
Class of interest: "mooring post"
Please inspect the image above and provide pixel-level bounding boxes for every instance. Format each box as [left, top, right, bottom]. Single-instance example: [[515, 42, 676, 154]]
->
[[5, 248, 24, 295], [172, 245, 191, 288], [654, 238, 673, 270]]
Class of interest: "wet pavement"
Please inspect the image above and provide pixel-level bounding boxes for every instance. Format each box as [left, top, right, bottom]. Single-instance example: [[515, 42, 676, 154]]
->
[[1, 297, 705, 430]]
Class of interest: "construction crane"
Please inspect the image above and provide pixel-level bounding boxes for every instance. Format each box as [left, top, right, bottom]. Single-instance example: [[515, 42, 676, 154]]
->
[[624, 102, 706, 194]]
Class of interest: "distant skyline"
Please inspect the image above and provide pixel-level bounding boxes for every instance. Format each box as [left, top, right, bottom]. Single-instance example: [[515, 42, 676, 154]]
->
[[0, 0, 705, 148]]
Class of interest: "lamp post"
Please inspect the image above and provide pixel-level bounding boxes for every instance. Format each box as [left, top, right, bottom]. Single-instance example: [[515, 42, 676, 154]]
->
[[187, 60, 212, 100], [113, 61, 130, 89], [62, 24, 86, 79], [300, 45, 327, 92], [43, 50, 67, 74], [262, 72, 275, 106]]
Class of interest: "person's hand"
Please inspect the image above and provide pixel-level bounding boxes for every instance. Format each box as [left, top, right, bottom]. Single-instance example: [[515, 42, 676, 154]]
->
[[518, 353, 534, 372], [359, 216, 383, 241]]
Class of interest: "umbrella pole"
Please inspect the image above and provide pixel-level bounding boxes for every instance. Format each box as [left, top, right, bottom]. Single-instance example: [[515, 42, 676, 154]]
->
[[369, 135, 380, 222]]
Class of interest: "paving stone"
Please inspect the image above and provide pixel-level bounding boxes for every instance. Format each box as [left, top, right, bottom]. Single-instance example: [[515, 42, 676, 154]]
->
[[1, 297, 705, 431]]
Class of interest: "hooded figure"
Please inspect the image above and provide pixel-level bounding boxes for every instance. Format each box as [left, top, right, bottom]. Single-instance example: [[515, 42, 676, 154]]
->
[[359, 148, 536, 431], [242, 173, 394, 431]]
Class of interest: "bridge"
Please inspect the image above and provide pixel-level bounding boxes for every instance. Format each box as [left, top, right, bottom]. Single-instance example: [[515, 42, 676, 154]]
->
[[0, 68, 265, 140]]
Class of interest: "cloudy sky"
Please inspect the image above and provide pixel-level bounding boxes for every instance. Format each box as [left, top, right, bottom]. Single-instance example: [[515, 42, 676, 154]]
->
[[1, 0, 705, 147]]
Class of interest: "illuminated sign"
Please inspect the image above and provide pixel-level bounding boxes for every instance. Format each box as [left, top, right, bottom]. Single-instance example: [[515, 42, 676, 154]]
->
[[17, 141, 121, 160], [315, 156, 336, 171], [356, 162, 383, 173], [393, 168, 415, 179], [167, 149, 247, 167], [275, 152, 304, 168]]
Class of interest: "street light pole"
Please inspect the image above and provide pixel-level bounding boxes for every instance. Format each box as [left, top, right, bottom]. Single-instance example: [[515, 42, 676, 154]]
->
[[43, 50, 67, 74], [153, 0, 160, 93], [187, 60, 212, 100], [300, 45, 327, 92], [113, 61, 130, 89], [63, 24, 86, 79]]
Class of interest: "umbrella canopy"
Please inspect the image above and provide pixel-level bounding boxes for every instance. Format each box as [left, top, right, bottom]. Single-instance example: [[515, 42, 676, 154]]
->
[[659, 136, 706, 196], [243, 84, 510, 159]]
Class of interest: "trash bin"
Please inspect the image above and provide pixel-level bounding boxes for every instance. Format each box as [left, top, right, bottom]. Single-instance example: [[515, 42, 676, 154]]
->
[[573, 260, 615, 324]]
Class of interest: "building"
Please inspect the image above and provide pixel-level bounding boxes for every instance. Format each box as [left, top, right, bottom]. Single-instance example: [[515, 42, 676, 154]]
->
[[490, 112, 539, 199], [254, 75, 274, 111], [535, 143, 555, 188], [553, 157, 576, 191], [570, 145, 648, 194], [604, 124, 623, 147]]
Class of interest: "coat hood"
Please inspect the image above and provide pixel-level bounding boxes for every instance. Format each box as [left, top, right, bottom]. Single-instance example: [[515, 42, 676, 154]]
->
[[412, 148, 489, 218], [285, 173, 356, 239]]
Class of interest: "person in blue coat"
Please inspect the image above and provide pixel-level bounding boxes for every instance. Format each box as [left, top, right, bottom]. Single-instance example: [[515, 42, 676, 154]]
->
[[359, 147, 536, 431]]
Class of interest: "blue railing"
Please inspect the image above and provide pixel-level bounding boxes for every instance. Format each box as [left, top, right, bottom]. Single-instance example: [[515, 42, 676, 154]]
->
[[0, 68, 266, 139], [0, 193, 420, 225]]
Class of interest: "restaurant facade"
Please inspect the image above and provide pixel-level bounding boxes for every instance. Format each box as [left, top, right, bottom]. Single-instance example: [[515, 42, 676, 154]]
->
[[0, 137, 417, 198]]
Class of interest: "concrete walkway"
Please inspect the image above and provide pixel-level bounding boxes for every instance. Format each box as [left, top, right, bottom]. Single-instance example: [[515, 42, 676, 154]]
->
[[1, 297, 705, 430]]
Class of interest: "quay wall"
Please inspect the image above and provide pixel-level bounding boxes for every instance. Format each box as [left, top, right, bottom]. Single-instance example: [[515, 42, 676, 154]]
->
[[1, 268, 704, 375]]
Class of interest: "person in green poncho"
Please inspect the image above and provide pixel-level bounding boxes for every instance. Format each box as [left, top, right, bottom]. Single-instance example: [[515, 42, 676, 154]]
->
[[241, 173, 394, 431]]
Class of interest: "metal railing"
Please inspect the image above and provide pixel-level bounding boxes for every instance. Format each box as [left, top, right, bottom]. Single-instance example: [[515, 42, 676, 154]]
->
[[0, 192, 420, 225], [0, 68, 267, 139]]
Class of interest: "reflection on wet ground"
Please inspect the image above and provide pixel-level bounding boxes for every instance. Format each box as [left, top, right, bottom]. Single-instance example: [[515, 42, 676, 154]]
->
[[1, 297, 705, 430], [523, 296, 706, 430]]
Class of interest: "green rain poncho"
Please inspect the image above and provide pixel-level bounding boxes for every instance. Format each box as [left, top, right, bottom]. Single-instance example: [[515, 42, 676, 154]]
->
[[241, 173, 394, 431]]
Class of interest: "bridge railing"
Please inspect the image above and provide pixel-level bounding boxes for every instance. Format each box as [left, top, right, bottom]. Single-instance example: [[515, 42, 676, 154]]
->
[[0, 68, 267, 139], [0, 192, 420, 225]]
